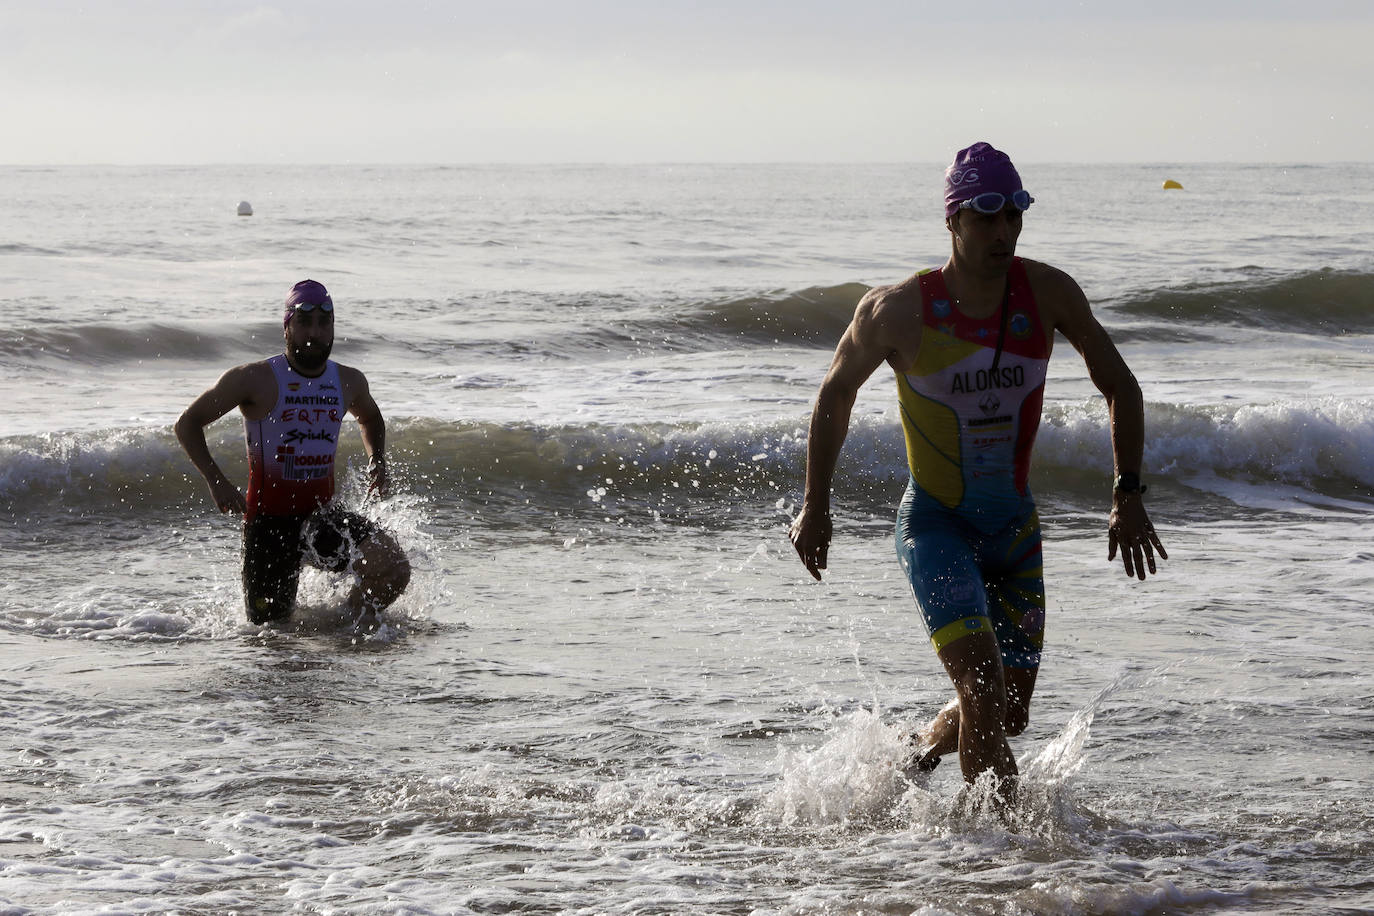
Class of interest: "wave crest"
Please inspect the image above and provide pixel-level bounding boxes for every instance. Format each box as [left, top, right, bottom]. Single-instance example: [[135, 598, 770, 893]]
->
[[3, 397, 1370, 520], [1110, 268, 1374, 335]]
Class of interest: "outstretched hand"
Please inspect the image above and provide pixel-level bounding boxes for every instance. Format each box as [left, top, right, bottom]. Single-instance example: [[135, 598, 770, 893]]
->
[[789, 504, 832, 581], [1107, 493, 1167, 580]]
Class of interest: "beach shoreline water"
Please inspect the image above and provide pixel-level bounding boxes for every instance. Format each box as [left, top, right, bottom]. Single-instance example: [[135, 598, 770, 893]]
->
[[2, 163, 1371, 913]]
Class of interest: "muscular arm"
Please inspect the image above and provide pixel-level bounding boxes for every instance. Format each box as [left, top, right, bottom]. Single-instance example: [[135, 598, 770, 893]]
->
[[174, 365, 261, 515], [1045, 267, 1167, 579], [790, 289, 910, 580], [342, 367, 391, 498]]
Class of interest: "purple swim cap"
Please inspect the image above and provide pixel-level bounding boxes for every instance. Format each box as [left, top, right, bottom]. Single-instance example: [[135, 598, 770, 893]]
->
[[944, 142, 1023, 218], [283, 279, 333, 327]]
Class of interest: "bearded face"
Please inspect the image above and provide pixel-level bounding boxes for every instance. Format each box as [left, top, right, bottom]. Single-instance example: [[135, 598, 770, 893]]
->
[[289, 337, 333, 371], [284, 311, 334, 374]]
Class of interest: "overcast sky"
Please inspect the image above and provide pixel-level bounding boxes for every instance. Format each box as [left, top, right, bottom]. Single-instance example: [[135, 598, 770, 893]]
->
[[3, 0, 1371, 163]]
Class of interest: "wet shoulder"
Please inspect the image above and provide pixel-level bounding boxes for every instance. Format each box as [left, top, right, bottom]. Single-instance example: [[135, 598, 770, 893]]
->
[[218, 358, 280, 418], [1021, 258, 1084, 302], [332, 362, 370, 406], [333, 361, 365, 385], [228, 357, 280, 390], [861, 273, 924, 324], [855, 274, 924, 369], [1020, 258, 1089, 328]]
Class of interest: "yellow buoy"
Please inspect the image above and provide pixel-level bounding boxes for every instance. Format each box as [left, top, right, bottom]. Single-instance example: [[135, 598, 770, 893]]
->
[[1162, 180, 1183, 190]]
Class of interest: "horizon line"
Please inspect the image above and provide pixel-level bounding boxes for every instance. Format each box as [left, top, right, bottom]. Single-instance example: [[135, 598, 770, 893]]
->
[[3, 159, 1368, 168]]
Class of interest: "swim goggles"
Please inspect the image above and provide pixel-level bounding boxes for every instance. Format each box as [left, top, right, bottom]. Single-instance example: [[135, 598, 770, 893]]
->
[[958, 190, 1034, 214], [290, 300, 333, 313], [283, 299, 333, 328]]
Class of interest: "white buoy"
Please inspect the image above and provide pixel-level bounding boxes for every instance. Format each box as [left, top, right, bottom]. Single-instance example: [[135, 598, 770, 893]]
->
[[237, 201, 253, 216]]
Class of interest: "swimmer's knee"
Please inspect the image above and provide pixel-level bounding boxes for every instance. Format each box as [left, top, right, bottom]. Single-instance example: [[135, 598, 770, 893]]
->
[[1005, 710, 1030, 737], [950, 671, 1006, 721], [245, 594, 290, 625], [358, 536, 410, 598], [357, 531, 403, 569]]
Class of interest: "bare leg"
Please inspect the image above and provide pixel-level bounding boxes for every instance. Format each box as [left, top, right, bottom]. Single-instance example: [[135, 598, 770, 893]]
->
[[914, 659, 1038, 774], [939, 632, 1017, 785], [345, 530, 411, 632], [912, 697, 961, 768]]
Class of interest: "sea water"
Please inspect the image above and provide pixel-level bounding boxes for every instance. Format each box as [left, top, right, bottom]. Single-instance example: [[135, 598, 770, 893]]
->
[[1, 163, 1372, 914]]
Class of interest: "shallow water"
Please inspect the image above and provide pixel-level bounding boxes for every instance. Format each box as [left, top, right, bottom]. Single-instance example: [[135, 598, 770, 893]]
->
[[2, 163, 1372, 913]]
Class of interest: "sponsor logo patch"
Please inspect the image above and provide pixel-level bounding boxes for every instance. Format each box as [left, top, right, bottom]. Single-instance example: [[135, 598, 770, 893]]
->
[[945, 577, 977, 605]]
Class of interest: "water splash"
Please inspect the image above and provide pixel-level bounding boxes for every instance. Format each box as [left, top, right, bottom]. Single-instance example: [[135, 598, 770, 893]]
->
[[758, 706, 916, 827], [757, 669, 1175, 839], [1, 464, 444, 644]]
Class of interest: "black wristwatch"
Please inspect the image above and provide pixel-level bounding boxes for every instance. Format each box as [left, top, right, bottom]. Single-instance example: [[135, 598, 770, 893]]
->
[[1113, 471, 1147, 495]]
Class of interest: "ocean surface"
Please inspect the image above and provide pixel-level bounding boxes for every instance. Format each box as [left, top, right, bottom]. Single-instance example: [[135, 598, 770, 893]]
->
[[1, 162, 1371, 915]]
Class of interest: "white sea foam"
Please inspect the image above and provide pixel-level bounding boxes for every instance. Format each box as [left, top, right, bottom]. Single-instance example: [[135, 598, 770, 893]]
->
[[4, 395, 1372, 514]]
